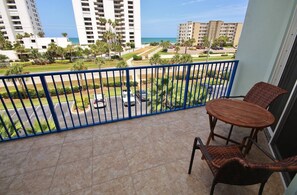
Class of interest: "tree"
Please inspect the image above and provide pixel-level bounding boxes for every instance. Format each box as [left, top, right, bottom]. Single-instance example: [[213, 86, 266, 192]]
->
[[149, 53, 161, 65], [213, 36, 229, 47], [95, 57, 105, 70], [116, 60, 127, 86], [23, 32, 31, 38], [180, 54, 193, 63], [160, 40, 171, 52], [174, 46, 180, 54], [71, 60, 88, 86], [45, 42, 59, 63], [0, 54, 8, 62], [0, 32, 12, 50], [29, 48, 41, 60], [103, 30, 116, 57], [171, 54, 181, 64], [5, 64, 27, 92], [202, 36, 210, 48], [98, 17, 107, 26], [0, 114, 22, 138], [89, 40, 108, 57], [183, 38, 195, 54], [37, 31, 45, 37], [61, 32, 68, 37], [56, 46, 66, 59], [149, 78, 173, 112], [149, 54, 162, 78], [112, 43, 123, 57], [65, 44, 75, 62]]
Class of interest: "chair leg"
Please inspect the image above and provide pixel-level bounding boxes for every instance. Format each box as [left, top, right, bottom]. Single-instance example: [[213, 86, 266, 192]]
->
[[226, 125, 234, 145], [188, 137, 198, 174], [258, 182, 266, 195], [210, 180, 217, 195]]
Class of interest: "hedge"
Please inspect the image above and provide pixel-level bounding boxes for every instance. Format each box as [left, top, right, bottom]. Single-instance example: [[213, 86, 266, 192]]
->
[[11, 61, 33, 67], [1, 81, 138, 99], [133, 55, 142, 61]]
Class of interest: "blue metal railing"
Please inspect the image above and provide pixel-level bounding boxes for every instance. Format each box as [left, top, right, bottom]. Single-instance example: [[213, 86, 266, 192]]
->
[[0, 60, 238, 141]]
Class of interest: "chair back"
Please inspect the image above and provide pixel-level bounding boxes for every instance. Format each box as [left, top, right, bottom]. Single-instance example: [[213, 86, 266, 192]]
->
[[215, 155, 297, 186], [244, 82, 287, 108]]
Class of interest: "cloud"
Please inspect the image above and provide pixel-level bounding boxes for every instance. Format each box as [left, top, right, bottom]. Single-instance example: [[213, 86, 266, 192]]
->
[[181, 0, 205, 6]]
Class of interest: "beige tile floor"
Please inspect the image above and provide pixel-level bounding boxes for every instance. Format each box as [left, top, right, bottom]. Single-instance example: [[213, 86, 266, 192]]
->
[[0, 107, 284, 195]]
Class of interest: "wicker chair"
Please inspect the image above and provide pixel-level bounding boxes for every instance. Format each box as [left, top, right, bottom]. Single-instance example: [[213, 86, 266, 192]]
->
[[222, 82, 287, 144], [188, 137, 297, 195]]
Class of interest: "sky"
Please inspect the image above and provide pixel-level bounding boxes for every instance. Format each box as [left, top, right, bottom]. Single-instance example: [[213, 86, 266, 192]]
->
[[36, 0, 248, 38]]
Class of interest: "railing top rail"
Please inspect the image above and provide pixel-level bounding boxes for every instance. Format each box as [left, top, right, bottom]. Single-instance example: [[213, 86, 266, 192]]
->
[[0, 60, 239, 79]]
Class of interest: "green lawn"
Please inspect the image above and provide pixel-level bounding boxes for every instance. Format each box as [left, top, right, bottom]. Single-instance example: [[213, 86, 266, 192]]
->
[[0, 60, 120, 75]]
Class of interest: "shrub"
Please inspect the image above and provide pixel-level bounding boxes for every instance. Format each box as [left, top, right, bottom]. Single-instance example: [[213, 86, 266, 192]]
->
[[149, 42, 159, 46], [11, 61, 32, 67], [162, 48, 168, 52], [111, 55, 122, 60], [133, 55, 142, 61], [199, 54, 208, 57], [221, 54, 228, 56], [55, 59, 70, 64], [103, 81, 122, 87]]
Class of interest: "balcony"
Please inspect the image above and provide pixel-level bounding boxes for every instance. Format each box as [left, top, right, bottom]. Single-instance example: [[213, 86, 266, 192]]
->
[[0, 107, 284, 194]]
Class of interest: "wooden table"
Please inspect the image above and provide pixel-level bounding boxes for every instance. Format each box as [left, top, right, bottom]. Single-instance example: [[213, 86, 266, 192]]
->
[[205, 99, 275, 154]]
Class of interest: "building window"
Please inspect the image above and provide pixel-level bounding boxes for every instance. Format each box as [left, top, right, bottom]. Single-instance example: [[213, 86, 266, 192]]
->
[[42, 46, 46, 49], [14, 26, 23, 29], [84, 17, 91, 21], [8, 5, 17, 9], [81, 3, 89, 6], [82, 8, 90, 11], [31, 39, 36, 43], [7, 0, 16, 3], [128, 6, 133, 9], [51, 39, 54, 42]]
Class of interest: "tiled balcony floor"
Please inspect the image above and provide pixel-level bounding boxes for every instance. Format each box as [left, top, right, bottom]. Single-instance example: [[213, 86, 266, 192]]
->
[[0, 107, 284, 195]]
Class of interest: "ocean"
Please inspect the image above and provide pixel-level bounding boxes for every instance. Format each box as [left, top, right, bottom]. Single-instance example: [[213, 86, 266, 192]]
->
[[141, 37, 176, 44], [69, 37, 177, 45]]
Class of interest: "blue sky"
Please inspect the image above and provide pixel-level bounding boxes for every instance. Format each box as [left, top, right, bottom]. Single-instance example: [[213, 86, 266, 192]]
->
[[36, 0, 248, 38]]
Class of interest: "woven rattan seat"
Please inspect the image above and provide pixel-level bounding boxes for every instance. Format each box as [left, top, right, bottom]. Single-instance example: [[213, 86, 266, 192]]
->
[[188, 137, 297, 195]]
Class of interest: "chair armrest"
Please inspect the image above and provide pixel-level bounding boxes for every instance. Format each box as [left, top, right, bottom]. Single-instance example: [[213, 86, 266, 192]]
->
[[195, 137, 213, 162], [220, 95, 245, 99], [243, 137, 276, 161]]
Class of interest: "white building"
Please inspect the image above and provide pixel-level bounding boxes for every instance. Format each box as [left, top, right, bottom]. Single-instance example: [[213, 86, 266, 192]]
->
[[0, 0, 43, 43], [22, 37, 72, 52], [72, 0, 141, 48]]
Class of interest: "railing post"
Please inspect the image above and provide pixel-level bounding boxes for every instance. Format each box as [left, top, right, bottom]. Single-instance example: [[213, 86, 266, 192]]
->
[[125, 69, 132, 119], [226, 60, 239, 97], [40, 75, 61, 131], [183, 64, 192, 109]]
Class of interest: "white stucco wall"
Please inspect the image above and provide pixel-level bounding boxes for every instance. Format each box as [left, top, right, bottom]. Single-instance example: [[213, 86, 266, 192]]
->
[[232, 0, 297, 95]]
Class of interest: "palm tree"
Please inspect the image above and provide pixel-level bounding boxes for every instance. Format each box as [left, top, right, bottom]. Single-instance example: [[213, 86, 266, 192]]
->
[[149, 54, 162, 78], [71, 60, 88, 87], [37, 31, 45, 37], [5, 64, 27, 92], [61, 32, 68, 37], [160, 40, 171, 52], [184, 38, 195, 54], [65, 44, 75, 62], [103, 31, 116, 57], [95, 57, 105, 69], [116, 60, 127, 86], [174, 46, 180, 54], [98, 17, 107, 26], [0, 114, 22, 138]]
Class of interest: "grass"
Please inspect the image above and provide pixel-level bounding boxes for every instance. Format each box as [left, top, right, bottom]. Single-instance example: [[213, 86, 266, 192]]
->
[[0, 60, 120, 75], [132, 55, 234, 66], [122, 46, 155, 60]]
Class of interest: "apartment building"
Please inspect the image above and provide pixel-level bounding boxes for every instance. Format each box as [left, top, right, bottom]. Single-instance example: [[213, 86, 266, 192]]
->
[[0, 0, 43, 43], [72, 0, 141, 48], [178, 20, 243, 47]]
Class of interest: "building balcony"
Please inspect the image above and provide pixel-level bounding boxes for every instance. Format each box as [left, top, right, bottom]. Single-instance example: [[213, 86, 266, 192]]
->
[[0, 107, 284, 194]]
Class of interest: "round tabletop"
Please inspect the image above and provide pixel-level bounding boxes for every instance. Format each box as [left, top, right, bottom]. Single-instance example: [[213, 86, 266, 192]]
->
[[206, 99, 275, 129]]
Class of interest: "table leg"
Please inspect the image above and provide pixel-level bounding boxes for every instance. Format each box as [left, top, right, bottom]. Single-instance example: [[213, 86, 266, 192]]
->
[[244, 128, 260, 155], [206, 114, 217, 145]]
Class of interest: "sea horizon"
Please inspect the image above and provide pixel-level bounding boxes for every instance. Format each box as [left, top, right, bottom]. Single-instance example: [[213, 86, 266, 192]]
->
[[69, 37, 177, 45]]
